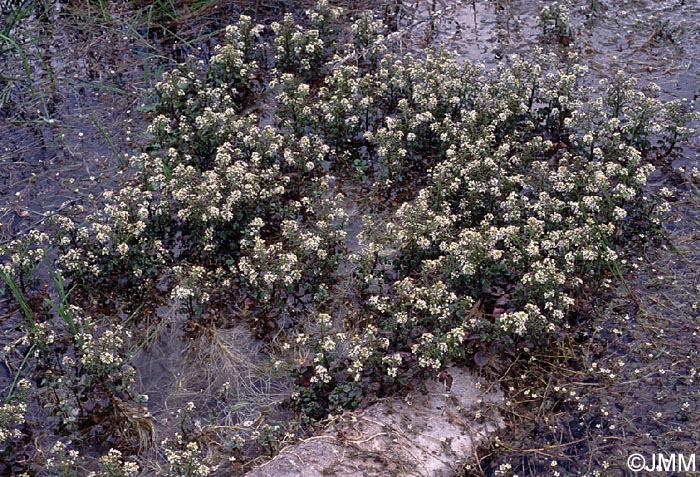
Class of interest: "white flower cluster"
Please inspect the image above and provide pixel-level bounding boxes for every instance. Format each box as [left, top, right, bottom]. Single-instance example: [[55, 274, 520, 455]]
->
[[162, 434, 215, 477], [272, 13, 325, 74], [539, 1, 572, 42], [77, 318, 133, 388], [46, 440, 81, 475], [87, 449, 140, 477], [0, 229, 48, 293], [169, 264, 228, 318], [52, 184, 168, 283], [0, 401, 26, 447], [237, 178, 347, 307]]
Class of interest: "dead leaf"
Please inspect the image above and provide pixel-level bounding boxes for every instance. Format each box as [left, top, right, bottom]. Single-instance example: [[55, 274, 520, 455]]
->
[[474, 351, 490, 368]]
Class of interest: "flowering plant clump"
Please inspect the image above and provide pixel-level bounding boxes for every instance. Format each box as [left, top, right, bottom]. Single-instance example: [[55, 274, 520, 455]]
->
[[87, 449, 140, 477], [0, 276, 144, 446], [162, 434, 216, 477], [0, 1, 696, 473], [539, 1, 573, 44], [45, 440, 82, 477], [29, 309, 141, 433], [312, 49, 695, 407], [50, 187, 168, 287], [238, 177, 348, 315], [44, 4, 362, 325], [0, 382, 29, 457], [0, 229, 48, 296]]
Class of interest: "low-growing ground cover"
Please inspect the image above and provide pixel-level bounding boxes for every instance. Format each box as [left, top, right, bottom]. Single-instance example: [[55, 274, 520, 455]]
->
[[462, 192, 700, 477], [1, 1, 699, 476]]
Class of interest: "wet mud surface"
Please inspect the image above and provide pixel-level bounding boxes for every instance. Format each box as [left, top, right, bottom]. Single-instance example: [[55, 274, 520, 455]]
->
[[1, 1, 700, 475]]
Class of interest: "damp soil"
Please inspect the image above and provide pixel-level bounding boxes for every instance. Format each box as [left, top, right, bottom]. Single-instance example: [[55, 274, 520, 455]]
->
[[1, 1, 700, 476]]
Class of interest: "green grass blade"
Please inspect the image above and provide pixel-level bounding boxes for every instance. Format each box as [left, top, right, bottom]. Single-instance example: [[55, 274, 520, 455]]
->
[[4, 343, 35, 404], [45, 267, 76, 335], [0, 32, 34, 95], [0, 267, 35, 328]]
